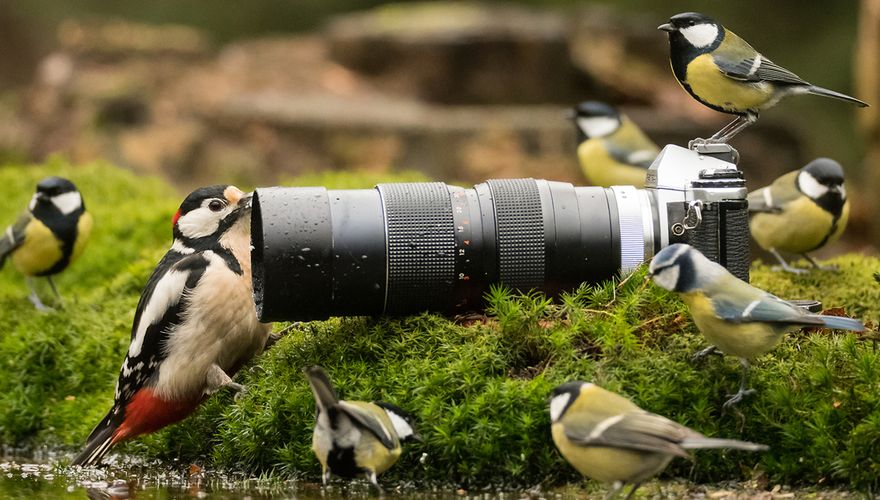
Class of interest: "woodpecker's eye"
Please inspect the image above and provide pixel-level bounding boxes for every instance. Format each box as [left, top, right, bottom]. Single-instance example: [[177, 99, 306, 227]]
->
[[688, 20, 695, 26], [208, 200, 224, 212]]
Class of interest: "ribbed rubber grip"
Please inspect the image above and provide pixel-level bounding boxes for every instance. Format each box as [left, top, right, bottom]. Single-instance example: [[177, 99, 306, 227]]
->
[[487, 179, 545, 290]]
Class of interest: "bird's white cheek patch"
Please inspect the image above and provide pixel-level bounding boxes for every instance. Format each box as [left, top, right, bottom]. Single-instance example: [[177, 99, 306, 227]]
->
[[128, 269, 190, 358], [549, 393, 570, 422], [652, 265, 680, 291], [385, 409, 414, 439], [51, 191, 83, 215], [577, 116, 619, 139], [798, 172, 829, 199], [680, 24, 719, 48], [177, 207, 221, 239]]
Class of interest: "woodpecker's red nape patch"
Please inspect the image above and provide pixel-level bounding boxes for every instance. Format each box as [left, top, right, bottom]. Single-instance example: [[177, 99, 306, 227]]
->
[[172, 209, 182, 227], [112, 388, 202, 443]]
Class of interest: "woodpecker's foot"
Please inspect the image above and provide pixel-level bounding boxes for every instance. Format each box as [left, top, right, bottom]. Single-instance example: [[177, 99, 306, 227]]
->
[[264, 332, 284, 350], [231, 383, 248, 401], [722, 387, 757, 410], [691, 345, 721, 363], [205, 364, 245, 397]]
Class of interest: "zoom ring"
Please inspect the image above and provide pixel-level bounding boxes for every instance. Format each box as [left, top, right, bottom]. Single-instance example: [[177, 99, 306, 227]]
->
[[488, 179, 545, 290], [379, 183, 455, 314]]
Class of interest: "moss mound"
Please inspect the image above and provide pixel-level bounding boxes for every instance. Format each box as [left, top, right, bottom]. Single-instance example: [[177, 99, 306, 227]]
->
[[0, 162, 878, 492]]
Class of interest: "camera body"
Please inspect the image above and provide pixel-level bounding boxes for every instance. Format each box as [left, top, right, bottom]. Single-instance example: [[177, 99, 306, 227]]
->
[[251, 144, 748, 321]]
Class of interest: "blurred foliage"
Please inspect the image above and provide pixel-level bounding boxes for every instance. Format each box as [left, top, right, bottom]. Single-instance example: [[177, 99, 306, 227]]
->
[[0, 162, 878, 494]]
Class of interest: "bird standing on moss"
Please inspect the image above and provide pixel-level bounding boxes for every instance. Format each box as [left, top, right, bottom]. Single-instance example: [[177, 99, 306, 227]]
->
[[304, 365, 420, 492], [659, 12, 868, 144], [649, 243, 865, 409], [550, 381, 767, 499], [749, 158, 849, 274], [72, 185, 272, 466], [0, 176, 92, 310], [570, 101, 659, 188]]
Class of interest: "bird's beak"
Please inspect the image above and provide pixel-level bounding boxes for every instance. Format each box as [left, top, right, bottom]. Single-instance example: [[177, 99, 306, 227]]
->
[[658, 22, 675, 32], [241, 192, 253, 210]]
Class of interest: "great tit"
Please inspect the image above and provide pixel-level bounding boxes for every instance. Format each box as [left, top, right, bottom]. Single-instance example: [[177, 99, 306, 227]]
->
[[749, 158, 849, 274], [303, 365, 420, 492], [73, 185, 273, 466], [570, 101, 660, 188], [550, 381, 767, 499], [659, 12, 868, 144], [0, 176, 92, 310], [649, 243, 865, 409]]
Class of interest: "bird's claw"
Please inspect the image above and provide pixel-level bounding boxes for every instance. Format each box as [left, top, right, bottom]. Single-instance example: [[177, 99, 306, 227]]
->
[[723, 388, 757, 410], [691, 345, 721, 363], [770, 264, 809, 275]]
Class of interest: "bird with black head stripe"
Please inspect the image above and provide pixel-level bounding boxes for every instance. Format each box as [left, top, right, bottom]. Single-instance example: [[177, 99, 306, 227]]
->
[[72, 185, 272, 466], [0, 176, 92, 310], [659, 12, 868, 144], [570, 101, 660, 188], [749, 158, 849, 273]]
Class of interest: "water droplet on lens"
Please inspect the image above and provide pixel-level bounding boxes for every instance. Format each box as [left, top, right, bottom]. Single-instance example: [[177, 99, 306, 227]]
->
[[301, 247, 311, 252], [361, 255, 368, 259]]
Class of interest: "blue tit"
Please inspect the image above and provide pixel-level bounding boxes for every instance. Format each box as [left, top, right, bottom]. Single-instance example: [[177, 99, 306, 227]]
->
[[749, 158, 848, 274], [0, 176, 92, 310], [303, 365, 420, 492], [550, 381, 767, 499], [659, 13, 868, 144], [570, 101, 660, 188], [649, 244, 864, 409]]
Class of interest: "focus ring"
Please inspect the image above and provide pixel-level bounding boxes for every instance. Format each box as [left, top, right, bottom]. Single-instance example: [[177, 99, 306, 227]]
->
[[378, 183, 454, 314], [488, 179, 544, 290]]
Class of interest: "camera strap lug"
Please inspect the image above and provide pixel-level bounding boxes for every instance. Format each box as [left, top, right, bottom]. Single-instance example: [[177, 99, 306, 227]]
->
[[671, 200, 703, 236]]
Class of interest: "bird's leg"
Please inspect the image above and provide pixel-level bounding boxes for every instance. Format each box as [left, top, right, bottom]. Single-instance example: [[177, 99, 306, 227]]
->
[[322, 467, 330, 486], [605, 481, 625, 500], [25, 278, 51, 312], [622, 483, 642, 500], [205, 364, 245, 397], [708, 112, 758, 143], [768, 248, 808, 275], [723, 359, 757, 410], [46, 276, 64, 308], [367, 471, 383, 495], [802, 253, 838, 272], [691, 345, 722, 363]]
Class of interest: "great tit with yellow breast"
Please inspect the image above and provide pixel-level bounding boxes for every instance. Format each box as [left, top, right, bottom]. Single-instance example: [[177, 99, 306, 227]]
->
[[550, 381, 767, 499], [0, 176, 92, 310], [659, 12, 868, 144], [570, 101, 660, 188], [649, 243, 865, 409], [303, 365, 420, 492], [749, 158, 849, 274]]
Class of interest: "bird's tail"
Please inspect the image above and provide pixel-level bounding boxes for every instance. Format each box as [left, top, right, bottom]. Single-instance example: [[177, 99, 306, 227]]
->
[[681, 437, 768, 452], [816, 315, 865, 332], [303, 365, 339, 411], [71, 410, 119, 466], [807, 86, 869, 107]]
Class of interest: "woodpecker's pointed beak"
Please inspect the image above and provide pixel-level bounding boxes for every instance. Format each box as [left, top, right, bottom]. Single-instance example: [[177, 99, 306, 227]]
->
[[658, 22, 675, 32]]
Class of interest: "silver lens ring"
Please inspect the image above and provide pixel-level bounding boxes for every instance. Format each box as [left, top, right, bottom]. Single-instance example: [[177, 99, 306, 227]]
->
[[610, 186, 647, 274]]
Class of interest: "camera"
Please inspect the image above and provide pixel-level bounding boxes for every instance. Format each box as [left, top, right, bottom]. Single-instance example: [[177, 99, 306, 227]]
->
[[251, 143, 749, 322]]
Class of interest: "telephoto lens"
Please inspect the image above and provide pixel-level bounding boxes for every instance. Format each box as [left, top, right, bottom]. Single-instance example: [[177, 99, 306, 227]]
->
[[251, 144, 748, 321]]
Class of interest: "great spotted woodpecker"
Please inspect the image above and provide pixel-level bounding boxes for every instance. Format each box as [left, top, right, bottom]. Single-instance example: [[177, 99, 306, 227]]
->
[[72, 185, 271, 466], [0, 176, 92, 310]]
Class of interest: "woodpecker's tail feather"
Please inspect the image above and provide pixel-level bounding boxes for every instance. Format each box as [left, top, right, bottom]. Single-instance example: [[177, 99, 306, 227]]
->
[[71, 410, 119, 466], [681, 437, 768, 452], [817, 315, 865, 332], [303, 365, 339, 411], [807, 86, 869, 107]]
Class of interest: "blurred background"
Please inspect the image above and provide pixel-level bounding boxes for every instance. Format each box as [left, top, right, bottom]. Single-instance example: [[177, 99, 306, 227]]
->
[[0, 0, 878, 255]]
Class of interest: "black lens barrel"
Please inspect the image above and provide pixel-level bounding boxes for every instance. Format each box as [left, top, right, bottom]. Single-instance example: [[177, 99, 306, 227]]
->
[[252, 179, 621, 322]]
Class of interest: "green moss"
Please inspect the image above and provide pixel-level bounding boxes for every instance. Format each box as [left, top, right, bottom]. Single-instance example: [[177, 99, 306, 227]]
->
[[0, 162, 878, 492]]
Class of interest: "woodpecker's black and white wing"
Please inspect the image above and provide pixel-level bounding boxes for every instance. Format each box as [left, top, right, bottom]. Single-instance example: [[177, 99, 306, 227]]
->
[[0, 212, 31, 267], [563, 411, 693, 458]]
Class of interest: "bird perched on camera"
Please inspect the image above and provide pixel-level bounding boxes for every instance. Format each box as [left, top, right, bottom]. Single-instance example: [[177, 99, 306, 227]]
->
[[72, 185, 271, 466], [659, 12, 868, 144], [649, 243, 865, 408], [570, 101, 660, 188], [303, 365, 419, 492], [550, 381, 766, 499], [0, 176, 92, 310], [749, 158, 849, 274]]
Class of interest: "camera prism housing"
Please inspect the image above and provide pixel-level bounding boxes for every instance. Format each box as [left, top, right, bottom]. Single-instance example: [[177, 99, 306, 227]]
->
[[251, 144, 749, 322]]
